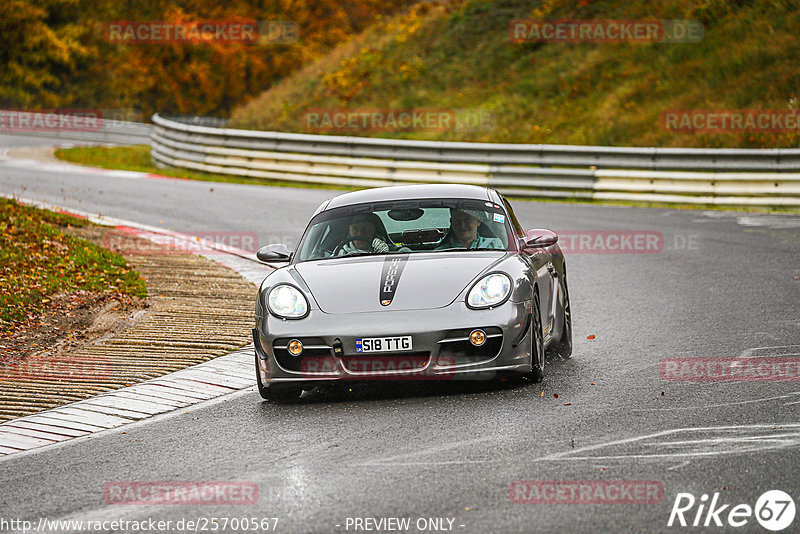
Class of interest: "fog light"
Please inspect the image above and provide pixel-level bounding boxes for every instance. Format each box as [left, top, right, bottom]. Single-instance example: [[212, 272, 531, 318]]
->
[[469, 329, 486, 347], [287, 339, 303, 356]]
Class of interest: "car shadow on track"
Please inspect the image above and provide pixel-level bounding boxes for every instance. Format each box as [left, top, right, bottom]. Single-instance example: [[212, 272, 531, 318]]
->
[[259, 354, 573, 406]]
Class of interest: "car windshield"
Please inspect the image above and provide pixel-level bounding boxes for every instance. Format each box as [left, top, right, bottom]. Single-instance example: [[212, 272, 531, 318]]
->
[[296, 198, 513, 262]]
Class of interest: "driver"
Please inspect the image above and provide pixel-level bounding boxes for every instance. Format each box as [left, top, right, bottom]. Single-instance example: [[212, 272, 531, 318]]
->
[[337, 213, 390, 255], [435, 208, 503, 250]]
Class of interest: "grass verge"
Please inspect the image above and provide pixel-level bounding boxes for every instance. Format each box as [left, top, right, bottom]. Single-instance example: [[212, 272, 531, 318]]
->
[[0, 198, 146, 336], [54, 146, 359, 191]]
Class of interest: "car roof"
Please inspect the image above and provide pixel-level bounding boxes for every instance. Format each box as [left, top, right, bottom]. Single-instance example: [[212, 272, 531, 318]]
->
[[325, 184, 494, 210]]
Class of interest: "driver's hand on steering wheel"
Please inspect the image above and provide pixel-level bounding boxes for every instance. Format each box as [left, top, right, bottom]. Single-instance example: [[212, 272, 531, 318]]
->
[[336, 235, 390, 255], [370, 237, 389, 253]]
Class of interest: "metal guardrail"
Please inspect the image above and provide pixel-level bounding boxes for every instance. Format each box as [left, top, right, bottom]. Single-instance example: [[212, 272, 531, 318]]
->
[[0, 110, 152, 145], [151, 114, 800, 206]]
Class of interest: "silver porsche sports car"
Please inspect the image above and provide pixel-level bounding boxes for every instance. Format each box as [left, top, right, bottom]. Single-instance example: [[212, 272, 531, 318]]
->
[[253, 184, 572, 401]]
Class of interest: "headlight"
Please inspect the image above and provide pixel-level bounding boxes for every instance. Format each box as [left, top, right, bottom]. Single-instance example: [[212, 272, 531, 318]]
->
[[466, 273, 512, 309], [267, 284, 309, 319]]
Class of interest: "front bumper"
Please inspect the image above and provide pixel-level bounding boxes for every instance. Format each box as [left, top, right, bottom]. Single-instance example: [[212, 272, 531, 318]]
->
[[255, 301, 532, 386]]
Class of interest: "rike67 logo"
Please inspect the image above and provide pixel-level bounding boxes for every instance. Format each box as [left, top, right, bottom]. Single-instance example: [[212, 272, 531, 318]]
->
[[668, 490, 796, 531]]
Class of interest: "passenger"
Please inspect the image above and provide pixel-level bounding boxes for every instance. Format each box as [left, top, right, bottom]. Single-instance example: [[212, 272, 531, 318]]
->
[[337, 213, 390, 255], [436, 208, 503, 250]]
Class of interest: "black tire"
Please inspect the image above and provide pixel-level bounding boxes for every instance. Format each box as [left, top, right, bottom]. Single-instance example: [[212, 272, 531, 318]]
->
[[255, 353, 302, 402], [550, 269, 573, 359], [526, 292, 545, 383]]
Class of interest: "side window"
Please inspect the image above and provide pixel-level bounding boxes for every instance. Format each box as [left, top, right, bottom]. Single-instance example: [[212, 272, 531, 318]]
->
[[501, 197, 524, 236], [299, 223, 325, 259]]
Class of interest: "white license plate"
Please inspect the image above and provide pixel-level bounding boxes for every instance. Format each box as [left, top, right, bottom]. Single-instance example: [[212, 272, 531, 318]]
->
[[355, 336, 412, 353]]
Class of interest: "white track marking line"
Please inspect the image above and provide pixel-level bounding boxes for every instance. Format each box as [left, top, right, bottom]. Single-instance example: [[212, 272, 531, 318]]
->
[[666, 461, 691, 471], [630, 392, 800, 411], [353, 436, 498, 467], [644, 433, 800, 447], [534, 423, 800, 462], [739, 345, 800, 357], [0, 157, 152, 179], [356, 460, 495, 466]]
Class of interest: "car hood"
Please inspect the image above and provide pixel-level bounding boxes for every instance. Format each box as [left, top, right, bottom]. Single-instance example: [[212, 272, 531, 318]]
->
[[294, 252, 506, 313]]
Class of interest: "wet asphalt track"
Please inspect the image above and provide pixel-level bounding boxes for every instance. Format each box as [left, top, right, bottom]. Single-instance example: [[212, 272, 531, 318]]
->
[[1, 133, 799, 533]]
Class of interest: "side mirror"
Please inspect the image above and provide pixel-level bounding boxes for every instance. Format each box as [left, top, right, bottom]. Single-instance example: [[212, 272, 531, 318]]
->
[[522, 229, 558, 250], [256, 244, 293, 263]]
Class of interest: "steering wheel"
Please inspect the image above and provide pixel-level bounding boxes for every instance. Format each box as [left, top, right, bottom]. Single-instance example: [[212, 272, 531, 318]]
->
[[332, 235, 371, 256]]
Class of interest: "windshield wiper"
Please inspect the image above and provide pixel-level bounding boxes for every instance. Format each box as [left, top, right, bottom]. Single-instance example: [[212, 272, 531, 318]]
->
[[332, 251, 386, 259], [434, 247, 503, 252]]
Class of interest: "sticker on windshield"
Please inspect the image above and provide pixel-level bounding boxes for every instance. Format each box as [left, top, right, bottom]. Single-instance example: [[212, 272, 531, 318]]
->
[[494, 213, 506, 223]]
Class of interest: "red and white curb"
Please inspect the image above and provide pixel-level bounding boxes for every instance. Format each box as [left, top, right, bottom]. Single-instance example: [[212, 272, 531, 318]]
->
[[0, 153, 177, 182], [0, 196, 276, 457]]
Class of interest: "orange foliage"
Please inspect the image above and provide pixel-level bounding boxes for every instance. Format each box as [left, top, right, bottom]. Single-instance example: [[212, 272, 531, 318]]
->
[[0, 0, 416, 117]]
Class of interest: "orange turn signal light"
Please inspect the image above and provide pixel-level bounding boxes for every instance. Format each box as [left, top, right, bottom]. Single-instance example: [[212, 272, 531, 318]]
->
[[287, 339, 304, 356], [469, 329, 486, 347]]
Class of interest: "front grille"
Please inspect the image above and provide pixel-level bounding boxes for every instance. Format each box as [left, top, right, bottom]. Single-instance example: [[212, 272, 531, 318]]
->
[[437, 327, 503, 364], [341, 352, 430, 373]]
